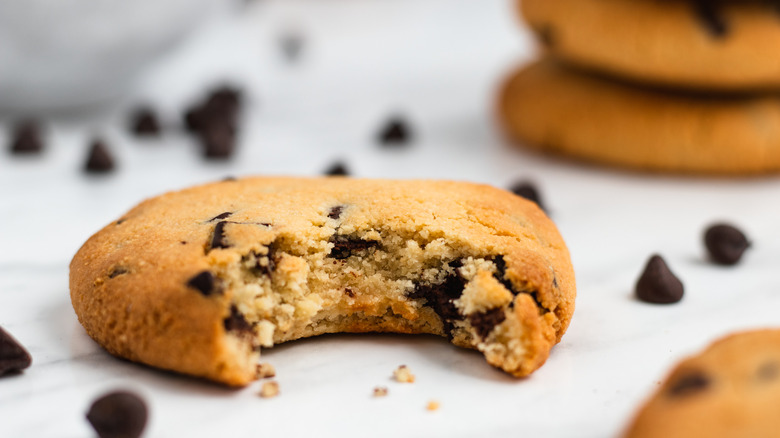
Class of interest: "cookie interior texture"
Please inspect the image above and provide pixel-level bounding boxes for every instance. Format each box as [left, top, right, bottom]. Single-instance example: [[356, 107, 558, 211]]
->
[[70, 177, 575, 386], [624, 329, 780, 438]]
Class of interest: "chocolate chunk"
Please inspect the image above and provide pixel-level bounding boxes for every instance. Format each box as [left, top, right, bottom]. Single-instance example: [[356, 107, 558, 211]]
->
[[253, 244, 276, 276], [758, 361, 779, 381], [448, 259, 464, 269], [130, 108, 161, 137], [635, 255, 684, 304], [187, 271, 217, 296], [668, 371, 710, 397], [328, 235, 379, 259], [84, 139, 116, 173], [344, 288, 355, 298], [201, 123, 236, 159], [324, 162, 349, 176], [0, 326, 32, 376], [9, 120, 43, 155], [209, 212, 233, 222], [492, 255, 517, 294], [279, 32, 304, 61], [377, 116, 412, 146], [509, 181, 546, 212], [224, 305, 254, 336], [184, 106, 204, 133], [408, 272, 466, 336], [693, 0, 727, 38], [210, 221, 230, 250], [704, 223, 750, 266], [327, 205, 345, 220], [469, 307, 506, 339], [108, 267, 128, 279], [86, 390, 148, 438]]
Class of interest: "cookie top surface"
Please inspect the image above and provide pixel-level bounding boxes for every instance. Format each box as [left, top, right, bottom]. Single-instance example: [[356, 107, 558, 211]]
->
[[521, 0, 780, 91], [69, 177, 575, 385], [624, 329, 780, 438]]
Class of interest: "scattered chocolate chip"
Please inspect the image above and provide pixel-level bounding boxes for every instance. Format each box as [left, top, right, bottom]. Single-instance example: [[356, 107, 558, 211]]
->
[[509, 181, 546, 212], [408, 271, 466, 336], [469, 307, 506, 339], [9, 120, 43, 155], [324, 161, 350, 176], [758, 361, 779, 381], [86, 390, 148, 438], [187, 271, 217, 296], [635, 255, 684, 304], [201, 123, 236, 159], [224, 305, 254, 336], [693, 0, 727, 38], [130, 108, 161, 137], [667, 371, 710, 397], [279, 32, 304, 61], [344, 288, 355, 298], [84, 139, 115, 173], [327, 205, 345, 220], [209, 212, 233, 222], [108, 267, 128, 279], [704, 223, 750, 266], [377, 116, 412, 146], [184, 85, 243, 159], [0, 326, 32, 376], [210, 221, 230, 250], [328, 235, 379, 259]]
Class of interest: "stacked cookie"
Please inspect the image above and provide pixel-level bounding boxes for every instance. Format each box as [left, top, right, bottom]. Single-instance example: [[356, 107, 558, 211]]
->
[[499, 0, 780, 175]]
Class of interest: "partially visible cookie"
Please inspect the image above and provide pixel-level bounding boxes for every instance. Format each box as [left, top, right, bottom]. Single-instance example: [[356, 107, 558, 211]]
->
[[624, 329, 780, 438], [69, 177, 575, 385], [521, 0, 780, 91], [498, 59, 780, 175]]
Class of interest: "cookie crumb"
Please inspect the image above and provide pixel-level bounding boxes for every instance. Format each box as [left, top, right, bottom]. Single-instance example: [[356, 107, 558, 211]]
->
[[373, 386, 388, 397], [256, 363, 276, 379], [393, 365, 415, 383], [426, 400, 440, 411], [259, 381, 280, 398]]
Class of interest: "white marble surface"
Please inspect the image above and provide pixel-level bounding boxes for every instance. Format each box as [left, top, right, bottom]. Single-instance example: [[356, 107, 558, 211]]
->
[[2, 1, 780, 437]]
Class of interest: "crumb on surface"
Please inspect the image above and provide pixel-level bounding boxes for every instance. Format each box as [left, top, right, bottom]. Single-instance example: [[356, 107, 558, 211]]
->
[[393, 365, 415, 383], [259, 381, 280, 398], [426, 400, 440, 411], [373, 387, 388, 397], [256, 362, 276, 379]]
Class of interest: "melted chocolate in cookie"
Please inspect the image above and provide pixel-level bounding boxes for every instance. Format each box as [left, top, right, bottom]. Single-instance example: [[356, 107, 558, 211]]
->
[[187, 271, 218, 296], [693, 0, 728, 38], [328, 205, 345, 220], [668, 371, 711, 397], [328, 235, 379, 259], [409, 271, 467, 337], [469, 307, 506, 339], [108, 267, 128, 279], [208, 212, 233, 222], [224, 305, 254, 337], [210, 221, 230, 250]]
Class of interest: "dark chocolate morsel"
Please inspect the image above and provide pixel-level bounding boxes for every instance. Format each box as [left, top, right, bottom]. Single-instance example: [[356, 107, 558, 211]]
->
[[208, 212, 233, 222], [86, 390, 148, 438], [469, 307, 506, 339], [704, 223, 750, 266], [377, 116, 412, 146], [327, 205, 345, 220], [130, 108, 161, 137], [108, 267, 128, 279], [210, 221, 230, 250], [184, 106, 204, 133], [201, 123, 236, 159], [667, 371, 710, 397], [223, 305, 254, 337], [492, 255, 517, 294], [509, 181, 546, 212], [408, 272, 466, 337], [328, 235, 379, 259], [9, 120, 43, 155], [635, 255, 684, 304], [0, 326, 32, 376], [344, 288, 355, 298], [187, 271, 217, 296], [324, 162, 350, 176], [693, 0, 728, 38], [253, 244, 276, 277], [84, 139, 116, 173]]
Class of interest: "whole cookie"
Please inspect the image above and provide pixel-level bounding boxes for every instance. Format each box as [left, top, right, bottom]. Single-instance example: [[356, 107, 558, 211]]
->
[[70, 177, 575, 385], [521, 0, 780, 91], [498, 59, 780, 175], [624, 329, 780, 438]]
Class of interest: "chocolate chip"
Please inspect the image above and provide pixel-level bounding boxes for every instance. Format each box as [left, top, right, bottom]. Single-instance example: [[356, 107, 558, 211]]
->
[[201, 123, 236, 159], [187, 271, 217, 296], [509, 181, 546, 212], [9, 120, 43, 155], [328, 235, 379, 259], [210, 221, 230, 250], [492, 255, 517, 294], [253, 244, 276, 276], [327, 205, 345, 220], [408, 271, 466, 337], [130, 108, 161, 137], [693, 0, 727, 38], [704, 223, 750, 266], [324, 162, 349, 176], [635, 255, 684, 304], [0, 326, 32, 376], [668, 371, 710, 397], [209, 212, 233, 222], [184, 86, 243, 159], [469, 307, 506, 339], [758, 361, 779, 381], [224, 305, 254, 337], [84, 139, 115, 173], [344, 288, 355, 298], [86, 390, 148, 438], [108, 267, 128, 279], [377, 116, 412, 146], [447, 259, 464, 269], [184, 106, 204, 133]]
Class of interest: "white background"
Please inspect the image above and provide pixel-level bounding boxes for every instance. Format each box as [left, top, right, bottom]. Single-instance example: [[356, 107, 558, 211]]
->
[[2, 1, 780, 436]]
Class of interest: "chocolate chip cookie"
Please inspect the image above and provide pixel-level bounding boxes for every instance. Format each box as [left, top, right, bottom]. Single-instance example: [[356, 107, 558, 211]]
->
[[69, 177, 575, 385], [624, 329, 780, 438], [521, 0, 780, 91]]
